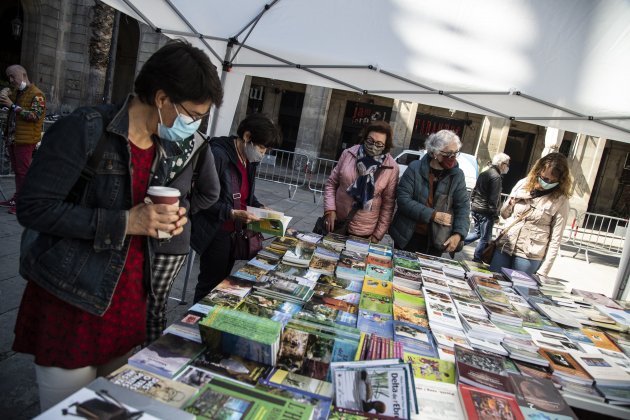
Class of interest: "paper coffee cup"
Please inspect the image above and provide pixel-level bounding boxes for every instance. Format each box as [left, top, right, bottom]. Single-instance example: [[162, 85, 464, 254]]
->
[[145, 186, 181, 239], [147, 186, 180, 205]]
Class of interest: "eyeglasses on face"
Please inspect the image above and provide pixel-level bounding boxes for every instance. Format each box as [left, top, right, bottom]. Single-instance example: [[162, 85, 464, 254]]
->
[[177, 103, 212, 125], [365, 137, 386, 148], [438, 150, 460, 158]]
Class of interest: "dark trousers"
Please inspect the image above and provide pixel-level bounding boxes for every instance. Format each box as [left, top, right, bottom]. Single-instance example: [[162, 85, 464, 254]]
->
[[398, 233, 443, 257], [194, 229, 235, 303], [465, 211, 495, 261]]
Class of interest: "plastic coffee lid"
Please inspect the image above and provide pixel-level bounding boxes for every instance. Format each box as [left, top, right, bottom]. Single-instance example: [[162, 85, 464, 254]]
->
[[147, 186, 181, 197]]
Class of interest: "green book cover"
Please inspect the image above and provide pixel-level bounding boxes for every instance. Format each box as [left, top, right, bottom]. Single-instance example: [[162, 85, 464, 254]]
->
[[403, 352, 456, 384], [200, 307, 282, 345], [359, 291, 393, 314], [246, 206, 293, 237]]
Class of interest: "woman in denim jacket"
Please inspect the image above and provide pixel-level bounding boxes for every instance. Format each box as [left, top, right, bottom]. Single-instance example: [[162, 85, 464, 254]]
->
[[12, 40, 223, 411]]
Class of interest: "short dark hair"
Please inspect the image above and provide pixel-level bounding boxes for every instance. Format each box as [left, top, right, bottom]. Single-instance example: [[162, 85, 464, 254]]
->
[[134, 39, 223, 108], [237, 113, 281, 148], [359, 120, 394, 153]]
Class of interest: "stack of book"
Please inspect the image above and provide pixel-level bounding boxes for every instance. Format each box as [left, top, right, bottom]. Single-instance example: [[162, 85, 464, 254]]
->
[[455, 345, 514, 394], [308, 244, 340, 275], [322, 232, 347, 252], [199, 306, 283, 366], [502, 267, 538, 289], [345, 235, 370, 254], [254, 273, 316, 304], [128, 333, 205, 379], [335, 249, 367, 283], [282, 240, 317, 267], [356, 332, 404, 360]]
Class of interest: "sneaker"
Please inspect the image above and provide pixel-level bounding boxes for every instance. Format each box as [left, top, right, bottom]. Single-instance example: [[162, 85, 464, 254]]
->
[[0, 198, 15, 208], [8, 205, 16, 215]]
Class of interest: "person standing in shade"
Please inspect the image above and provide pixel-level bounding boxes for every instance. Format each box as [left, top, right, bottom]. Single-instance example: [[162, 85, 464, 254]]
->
[[464, 152, 510, 262], [0, 65, 46, 215], [489, 152, 572, 276], [191, 113, 281, 302]]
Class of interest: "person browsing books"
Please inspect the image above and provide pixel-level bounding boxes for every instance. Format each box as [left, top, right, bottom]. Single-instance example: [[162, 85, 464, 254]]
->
[[389, 130, 470, 256], [12, 40, 222, 411], [489, 152, 572, 276], [191, 113, 281, 302], [323, 120, 399, 242]]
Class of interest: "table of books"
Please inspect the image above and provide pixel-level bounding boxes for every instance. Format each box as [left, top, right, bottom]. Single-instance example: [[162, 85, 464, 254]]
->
[[39, 231, 630, 419]]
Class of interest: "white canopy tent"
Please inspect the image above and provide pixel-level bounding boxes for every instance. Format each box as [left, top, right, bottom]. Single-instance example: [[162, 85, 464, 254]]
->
[[101, 0, 630, 297]]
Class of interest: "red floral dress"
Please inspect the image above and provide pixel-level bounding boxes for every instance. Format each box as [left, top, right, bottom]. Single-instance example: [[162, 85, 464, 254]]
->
[[12, 141, 155, 368]]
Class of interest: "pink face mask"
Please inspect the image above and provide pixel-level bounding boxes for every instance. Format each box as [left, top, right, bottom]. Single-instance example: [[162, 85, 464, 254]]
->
[[439, 156, 457, 169]]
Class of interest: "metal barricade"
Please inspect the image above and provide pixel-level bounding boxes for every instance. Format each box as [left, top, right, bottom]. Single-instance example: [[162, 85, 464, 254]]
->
[[568, 211, 627, 263], [255, 148, 309, 199], [307, 156, 337, 204]]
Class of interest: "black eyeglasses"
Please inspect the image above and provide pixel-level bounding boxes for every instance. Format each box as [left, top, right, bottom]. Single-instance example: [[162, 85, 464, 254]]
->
[[366, 137, 386, 148], [178, 103, 212, 125], [438, 150, 460, 158]]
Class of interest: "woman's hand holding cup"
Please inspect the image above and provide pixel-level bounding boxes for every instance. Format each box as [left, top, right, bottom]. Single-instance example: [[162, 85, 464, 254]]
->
[[126, 186, 186, 238]]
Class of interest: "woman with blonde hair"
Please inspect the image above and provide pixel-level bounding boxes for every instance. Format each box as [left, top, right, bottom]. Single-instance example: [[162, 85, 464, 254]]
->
[[489, 152, 572, 276]]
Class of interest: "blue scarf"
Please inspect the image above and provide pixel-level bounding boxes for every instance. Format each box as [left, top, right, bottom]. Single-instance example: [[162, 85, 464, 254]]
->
[[346, 145, 385, 211]]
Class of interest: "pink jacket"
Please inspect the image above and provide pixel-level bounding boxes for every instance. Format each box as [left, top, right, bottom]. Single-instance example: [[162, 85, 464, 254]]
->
[[324, 145, 399, 240]]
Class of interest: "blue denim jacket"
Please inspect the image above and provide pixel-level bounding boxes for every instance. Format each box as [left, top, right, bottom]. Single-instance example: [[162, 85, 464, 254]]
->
[[18, 97, 181, 316]]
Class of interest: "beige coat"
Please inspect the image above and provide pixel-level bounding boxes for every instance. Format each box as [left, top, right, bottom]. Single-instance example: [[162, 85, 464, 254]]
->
[[497, 178, 569, 276]]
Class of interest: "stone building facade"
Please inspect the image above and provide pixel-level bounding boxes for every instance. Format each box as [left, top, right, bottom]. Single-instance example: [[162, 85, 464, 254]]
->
[[3, 0, 628, 219]]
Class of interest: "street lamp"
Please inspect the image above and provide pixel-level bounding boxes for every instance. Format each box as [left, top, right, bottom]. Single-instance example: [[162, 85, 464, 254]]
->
[[11, 16, 22, 39]]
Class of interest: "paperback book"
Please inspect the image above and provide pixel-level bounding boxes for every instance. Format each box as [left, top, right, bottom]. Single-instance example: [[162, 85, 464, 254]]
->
[[509, 374, 578, 419], [128, 334, 204, 379], [458, 383, 524, 420], [188, 349, 272, 385]]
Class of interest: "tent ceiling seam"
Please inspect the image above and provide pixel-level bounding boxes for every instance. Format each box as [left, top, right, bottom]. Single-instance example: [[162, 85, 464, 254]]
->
[[229, 0, 281, 63]]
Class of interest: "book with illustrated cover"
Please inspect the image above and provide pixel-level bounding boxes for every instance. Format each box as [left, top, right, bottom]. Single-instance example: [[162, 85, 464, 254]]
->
[[509, 374, 578, 419], [413, 379, 463, 420], [368, 243, 393, 258], [164, 310, 205, 343], [283, 241, 317, 267], [404, 353, 455, 384], [362, 277, 393, 297], [314, 283, 361, 304], [524, 327, 582, 353], [246, 206, 293, 236], [232, 263, 269, 282], [514, 360, 555, 381], [392, 256, 422, 272], [595, 304, 630, 328], [332, 363, 414, 418], [392, 265, 422, 282], [476, 285, 511, 306], [314, 243, 342, 260], [199, 289, 243, 309], [539, 348, 593, 385], [323, 232, 347, 251], [357, 309, 394, 339], [468, 274, 503, 290], [359, 291, 393, 314], [293, 230, 323, 244], [581, 327, 623, 352], [425, 298, 462, 332], [128, 334, 205, 379], [264, 368, 334, 399], [570, 351, 630, 386], [393, 321, 438, 358], [254, 381, 332, 420], [365, 254, 392, 268], [296, 301, 358, 328], [188, 349, 272, 385], [458, 383, 524, 420], [213, 277, 255, 298], [108, 364, 198, 408], [255, 275, 316, 303], [346, 235, 370, 253], [533, 302, 582, 329], [175, 365, 223, 389], [309, 255, 337, 275], [462, 260, 494, 278], [317, 274, 363, 293], [183, 377, 313, 420], [248, 254, 278, 271], [365, 264, 392, 282], [511, 303, 544, 329], [199, 306, 282, 366], [571, 289, 624, 309], [455, 345, 514, 394], [393, 303, 429, 329]]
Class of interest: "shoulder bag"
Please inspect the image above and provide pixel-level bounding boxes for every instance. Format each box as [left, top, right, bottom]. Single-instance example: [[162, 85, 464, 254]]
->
[[481, 206, 533, 264], [229, 168, 264, 260]]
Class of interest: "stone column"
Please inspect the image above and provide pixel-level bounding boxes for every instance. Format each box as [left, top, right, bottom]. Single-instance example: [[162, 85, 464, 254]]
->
[[389, 99, 418, 157], [542, 127, 565, 157], [567, 134, 606, 215], [294, 85, 332, 158], [474, 116, 510, 167]]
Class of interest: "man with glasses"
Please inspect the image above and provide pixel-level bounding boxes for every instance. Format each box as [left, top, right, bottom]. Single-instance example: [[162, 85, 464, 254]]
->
[[465, 153, 511, 262]]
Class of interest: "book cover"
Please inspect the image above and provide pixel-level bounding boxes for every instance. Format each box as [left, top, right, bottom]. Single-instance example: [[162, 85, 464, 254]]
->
[[476, 285, 511, 306], [246, 206, 292, 236], [334, 366, 410, 418], [357, 309, 394, 339], [108, 364, 198, 408], [319, 274, 363, 293], [413, 379, 463, 419], [189, 349, 272, 385], [570, 351, 630, 386], [314, 283, 361, 304], [309, 255, 337, 275], [176, 366, 222, 389], [365, 254, 393, 268], [183, 377, 313, 420], [359, 291, 393, 314], [393, 303, 429, 329], [514, 361, 555, 381], [365, 264, 392, 282], [392, 256, 422, 272], [539, 349, 593, 383], [266, 368, 334, 399], [254, 381, 331, 420], [510, 374, 578, 419], [403, 353, 455, 384], [128, 334, 204, 379], [393, 321, 438, 358], [362, 277, 393, 297], [581, 327, 623, 352], [232, 263, 269, 282], [458, 383, 524, 420], [455, 345, 513, 394], [198, 290, 244, 309]]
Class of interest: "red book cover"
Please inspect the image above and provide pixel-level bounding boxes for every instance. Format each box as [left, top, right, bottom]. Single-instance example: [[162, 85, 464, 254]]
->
[[458, 383, 524, 420]]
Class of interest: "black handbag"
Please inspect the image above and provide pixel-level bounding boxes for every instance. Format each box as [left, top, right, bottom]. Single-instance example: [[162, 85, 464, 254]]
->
[[430, 176, 464, 253], [313, 208, 358, 236], [229, 169, 263, 260]]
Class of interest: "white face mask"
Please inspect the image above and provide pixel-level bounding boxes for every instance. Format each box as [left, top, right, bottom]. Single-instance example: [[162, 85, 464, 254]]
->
[[502, 165, 509, 175], [245, 141, 265, 162], [18, 81, 27, 91]]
